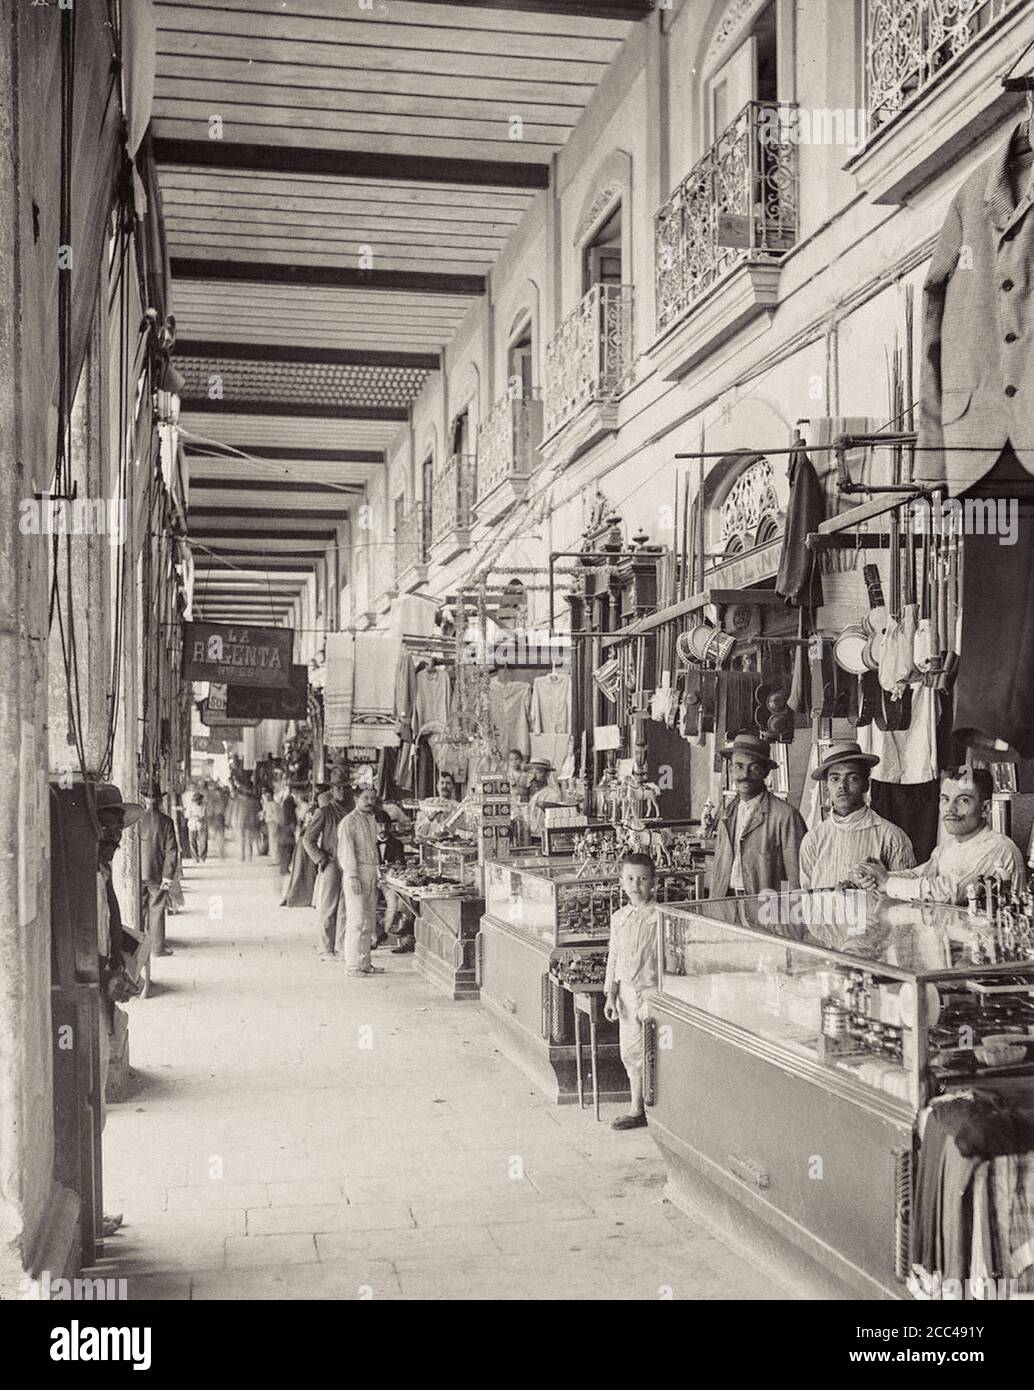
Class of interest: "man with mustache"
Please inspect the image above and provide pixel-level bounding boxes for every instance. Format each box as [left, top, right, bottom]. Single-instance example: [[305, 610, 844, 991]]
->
[[709, 733, 807, 898], [799, 743, 915, 888], [854, 767, 1025, 902]]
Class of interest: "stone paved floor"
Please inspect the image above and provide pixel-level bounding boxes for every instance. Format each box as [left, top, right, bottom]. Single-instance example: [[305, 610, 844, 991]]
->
[[96, 858, 793, 1301]]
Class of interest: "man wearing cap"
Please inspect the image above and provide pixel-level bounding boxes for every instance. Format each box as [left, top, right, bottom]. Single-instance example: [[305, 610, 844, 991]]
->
[[854, 767, 1026, 903], [302, 766, 355, 958], [94, 783, 144, 1234], [139, 785, 180, 962], [799, 743, 915, 889], [710, 733, 807, 898]]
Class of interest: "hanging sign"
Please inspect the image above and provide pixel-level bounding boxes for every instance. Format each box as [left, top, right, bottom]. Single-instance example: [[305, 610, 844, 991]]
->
[[182, 622, 293, 689], [200, 701, 260, 730], [225, 665, 309, 720], [593, 724, 622, 751]]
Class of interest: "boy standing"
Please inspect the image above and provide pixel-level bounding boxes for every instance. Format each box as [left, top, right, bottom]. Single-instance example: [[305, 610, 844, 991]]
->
[[603, 852, 659, 1131]]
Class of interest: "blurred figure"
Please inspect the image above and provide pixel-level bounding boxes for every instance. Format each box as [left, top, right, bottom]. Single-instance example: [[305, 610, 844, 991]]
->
[[186, 787, 209, 863], [274, 783, 298, 902], [236, 777, 262, 861], [373, 808, 407, 950], [205, 779, 228, 858]]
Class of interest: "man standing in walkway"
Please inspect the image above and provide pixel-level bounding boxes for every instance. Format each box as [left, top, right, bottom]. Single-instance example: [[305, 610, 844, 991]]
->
[[303, 765, 354, 959], [138, 784, 180, 969], [338, 787, 385, 977], [709, 732, 807, 898]]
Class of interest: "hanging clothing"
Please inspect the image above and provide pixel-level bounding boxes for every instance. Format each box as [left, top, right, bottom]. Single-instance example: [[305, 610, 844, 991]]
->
[[352, 633, 401, 748], [952, 456, 1034, 757], [775, 440, 825, 607], [530, 672, 573, 770], [799, 805, 916, 889], [324, 632, 355, 745], [857, 683, 938, 783], [394, 652, 418, 743], [869, 780, 940, 866], [489, 677, 532, 759], [916, 122, 1034, 493], [415, 664, 452, 733]]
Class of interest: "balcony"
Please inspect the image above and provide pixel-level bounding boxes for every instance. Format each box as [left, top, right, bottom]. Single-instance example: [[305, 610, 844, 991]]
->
[[541, 282, 634, 468], [847, 0, 1030, 203], [476, 394, 543, 523], [394, 501, 428, 593], [429, 453, 476, 565], [649, 100, 797, 382]]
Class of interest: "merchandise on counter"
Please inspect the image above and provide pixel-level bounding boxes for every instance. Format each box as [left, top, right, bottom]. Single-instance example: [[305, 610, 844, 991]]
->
[[549, 949, 609, 989]]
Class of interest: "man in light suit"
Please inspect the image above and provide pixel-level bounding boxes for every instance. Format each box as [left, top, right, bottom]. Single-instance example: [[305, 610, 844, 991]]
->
[[709, 733, 807, 899], [302, 765, 354, 958], [338, 787, 385, 977]]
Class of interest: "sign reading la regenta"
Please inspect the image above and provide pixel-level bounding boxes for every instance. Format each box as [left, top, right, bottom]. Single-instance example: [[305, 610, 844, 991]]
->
[[182, 623, 294, 689]]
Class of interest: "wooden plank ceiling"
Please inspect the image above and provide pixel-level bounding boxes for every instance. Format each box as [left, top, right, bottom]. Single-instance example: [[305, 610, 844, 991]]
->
[[155, 0, 642, 621]]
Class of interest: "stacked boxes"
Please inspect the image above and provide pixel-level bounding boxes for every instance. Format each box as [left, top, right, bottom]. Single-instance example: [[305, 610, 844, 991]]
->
[[472, 777, 512, 864]]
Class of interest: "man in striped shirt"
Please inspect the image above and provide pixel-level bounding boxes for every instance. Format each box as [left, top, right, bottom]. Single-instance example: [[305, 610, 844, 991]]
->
[[800, 743, 915, 889]]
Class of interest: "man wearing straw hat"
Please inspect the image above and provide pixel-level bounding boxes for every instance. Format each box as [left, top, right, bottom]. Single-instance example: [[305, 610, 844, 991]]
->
[[710, 733, 807, 898], [799, 742, 915, 889]]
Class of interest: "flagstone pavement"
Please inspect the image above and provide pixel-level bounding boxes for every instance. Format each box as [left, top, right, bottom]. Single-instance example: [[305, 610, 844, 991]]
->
[[94, 858, 794, 1301]]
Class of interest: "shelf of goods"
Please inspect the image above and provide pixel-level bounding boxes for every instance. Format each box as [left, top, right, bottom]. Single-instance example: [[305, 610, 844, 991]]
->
[[646, 892, 1034, 1300], [478, 858, 705, 1105]]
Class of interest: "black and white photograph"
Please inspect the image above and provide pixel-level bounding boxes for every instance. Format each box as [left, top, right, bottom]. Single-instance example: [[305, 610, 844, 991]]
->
[[3, 0, 1034, 1355]]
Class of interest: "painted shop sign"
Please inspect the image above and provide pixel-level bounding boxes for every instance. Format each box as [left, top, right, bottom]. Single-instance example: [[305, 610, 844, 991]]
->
[[225, 665, 308, 720], [182, 623, 294, 689]]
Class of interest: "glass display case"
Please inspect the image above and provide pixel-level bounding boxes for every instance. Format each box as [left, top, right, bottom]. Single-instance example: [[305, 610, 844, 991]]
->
[[420, 838, 480, 887], [485, 859, 705, 947], [658, 893, 1034, 1110]]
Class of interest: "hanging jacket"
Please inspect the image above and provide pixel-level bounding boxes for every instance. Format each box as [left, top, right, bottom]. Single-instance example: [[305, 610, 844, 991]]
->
[[775, 442, 825, 607], [916, 122, 1034, 493]]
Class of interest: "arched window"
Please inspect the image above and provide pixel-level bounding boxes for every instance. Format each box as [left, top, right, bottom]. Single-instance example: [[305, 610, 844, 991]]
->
[[718, 456, 780, 556]]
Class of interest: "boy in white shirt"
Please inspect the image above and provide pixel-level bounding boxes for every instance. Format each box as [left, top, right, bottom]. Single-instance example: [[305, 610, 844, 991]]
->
[[603, 852, 659, 1131]]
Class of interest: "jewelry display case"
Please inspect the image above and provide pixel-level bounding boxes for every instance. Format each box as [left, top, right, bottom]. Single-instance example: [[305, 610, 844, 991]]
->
[[483, 860, 705, 948], [645, 892, 1034, 1301], [419, 839, 480, 887], [478, 859, 706, 1106]]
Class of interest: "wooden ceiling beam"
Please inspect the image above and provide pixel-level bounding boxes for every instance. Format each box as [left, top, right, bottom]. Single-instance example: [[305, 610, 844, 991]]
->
[[186, 445, 383, 463], [410, 0, 650, 14], [180, 398, 409, 421], [170, 256, 484, 297], [154, 139, 549, 190], [176, 340, 440, 370], [188, 479, 362, 496]]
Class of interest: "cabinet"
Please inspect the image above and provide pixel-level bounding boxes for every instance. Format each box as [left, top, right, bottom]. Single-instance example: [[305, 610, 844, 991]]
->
[[646, 892, 1034, 1299], [478, 859, 705, 1104]]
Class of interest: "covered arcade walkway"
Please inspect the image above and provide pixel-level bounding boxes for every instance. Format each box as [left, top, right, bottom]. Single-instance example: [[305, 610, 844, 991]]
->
[[95, 860, 788, 1301]]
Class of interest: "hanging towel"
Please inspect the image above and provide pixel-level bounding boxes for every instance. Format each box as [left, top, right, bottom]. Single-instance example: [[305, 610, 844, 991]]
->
[[324, 632, 355, 746]]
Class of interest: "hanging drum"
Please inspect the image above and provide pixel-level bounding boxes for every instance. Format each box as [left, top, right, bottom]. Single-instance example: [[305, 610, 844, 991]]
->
[[833, 623, 869, 675]]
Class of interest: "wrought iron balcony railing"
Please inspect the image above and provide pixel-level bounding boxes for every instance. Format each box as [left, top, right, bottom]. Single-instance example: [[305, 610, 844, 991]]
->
[[476, 393, 543, 501], [655, 100, 798, 335], [543, 283, 634, 440], [864, 0, 1023, 137], [394, 500, 426, 582], [431, 454, 477, 548]]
